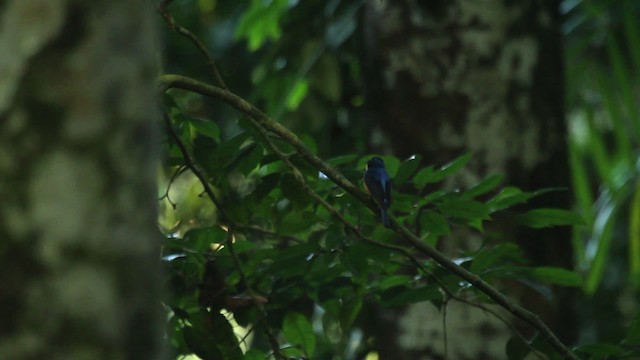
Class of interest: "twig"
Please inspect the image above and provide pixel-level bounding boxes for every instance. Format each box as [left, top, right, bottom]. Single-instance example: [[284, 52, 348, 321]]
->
[[157, 1, 228, 89], [246, 115, 359, 231], [158, 74, 579, 360], [165, 114, 285, 357], [450, 294, 548, 360], [236, 224, 306, 244], [158, 164, 186, 208], [164, 114, 231, 223]]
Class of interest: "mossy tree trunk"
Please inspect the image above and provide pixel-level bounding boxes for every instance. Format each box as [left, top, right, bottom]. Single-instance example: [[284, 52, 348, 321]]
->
[[0, 1, 163, 358]]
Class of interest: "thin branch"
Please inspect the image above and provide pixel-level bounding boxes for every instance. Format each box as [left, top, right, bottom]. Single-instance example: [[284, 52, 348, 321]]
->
[[236, 224, 306, 245], [165, 114, 285, 357], [158, 74, 579, 360], [246, 116, 358, 231], [159, 74, 372, 210], [450, 294, 548, 360], [164, 114, 231, 223], [158, 164, 186, 208], [245, 114, 425, 265], [157, 2, 228, 89]]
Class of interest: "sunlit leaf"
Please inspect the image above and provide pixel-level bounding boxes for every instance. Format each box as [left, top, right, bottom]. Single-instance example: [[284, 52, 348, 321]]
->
[[286, 79, 309, 110], [235, 0, 290, 51]]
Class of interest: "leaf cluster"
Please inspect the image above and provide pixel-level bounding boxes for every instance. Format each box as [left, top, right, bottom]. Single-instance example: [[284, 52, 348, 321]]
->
[[160, 96, 589, 359]]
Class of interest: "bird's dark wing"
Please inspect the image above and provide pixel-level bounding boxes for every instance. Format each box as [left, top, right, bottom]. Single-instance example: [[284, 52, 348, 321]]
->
[[365, 169, 390, 209]]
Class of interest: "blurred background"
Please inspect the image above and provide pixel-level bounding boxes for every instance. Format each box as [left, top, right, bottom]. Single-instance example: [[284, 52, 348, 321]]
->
[[159, 0, 640, 358]]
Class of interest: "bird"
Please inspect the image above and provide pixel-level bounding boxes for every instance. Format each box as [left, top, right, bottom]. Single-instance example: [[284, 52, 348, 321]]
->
[[363, 156, 391, 227]]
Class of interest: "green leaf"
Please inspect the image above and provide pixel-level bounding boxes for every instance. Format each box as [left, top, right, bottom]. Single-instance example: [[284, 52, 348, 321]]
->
[[300, 134, 318, 155], [439, 199, 489, 222], [575, 343, 625, 357], [327, 154, 358, 166], [340, 296, 362, 330], [486, 187, 533, 212], [185, 311, 243, 360], [375, 275, 413, 290], [286, 79, 309, 110], [470, 243, 524, 274], [585, 202, 617, 294], [282, 311, 316, 356], [188, 118, 220, 142], [414, 153, 472, 188], [211, 132, 253, 169], [394, 155, 422, 185], [243, 349, 264, 360], [235, 0, 290, 51], [625, 312, 640, 345], [280, 173, 311, 211], [505, 336, 529, 360], [380, 286, 442, 306], [516, 208, 584, 228], [266, 243, 316, 277], [630, 186, 640, 286], [413, 166, 433, 188], [419, 210, 450, 236], [183, 226, 228, 252], [420, 190, 448, 205], [234, 143, 264, 175], [280, 211, 323, 235], [466, 175, 503, 198], [530, 267, 582, 287]]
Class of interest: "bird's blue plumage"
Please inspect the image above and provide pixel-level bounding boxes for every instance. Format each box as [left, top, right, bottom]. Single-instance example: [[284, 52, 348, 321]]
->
[[364, 157, 391, 227]]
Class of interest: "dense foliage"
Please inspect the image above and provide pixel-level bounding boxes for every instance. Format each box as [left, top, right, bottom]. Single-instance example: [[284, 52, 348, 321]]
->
[[157, 0, 640, 359]]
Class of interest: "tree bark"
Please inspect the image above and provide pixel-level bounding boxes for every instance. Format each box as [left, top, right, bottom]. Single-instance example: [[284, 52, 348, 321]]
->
[[364, 0, 573, 358], [0, 1, 163, 358]]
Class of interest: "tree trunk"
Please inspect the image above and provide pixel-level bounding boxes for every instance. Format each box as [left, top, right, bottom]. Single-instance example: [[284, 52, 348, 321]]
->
[[0, 1, 163, 358], [364, 0, 573, 358]]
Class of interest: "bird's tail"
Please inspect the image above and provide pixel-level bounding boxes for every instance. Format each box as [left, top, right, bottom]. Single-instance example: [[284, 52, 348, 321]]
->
[[380, 208, 390, 228]]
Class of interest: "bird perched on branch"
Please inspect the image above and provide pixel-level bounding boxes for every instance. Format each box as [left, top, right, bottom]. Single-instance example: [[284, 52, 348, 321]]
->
[[364, 156, 391, 227]]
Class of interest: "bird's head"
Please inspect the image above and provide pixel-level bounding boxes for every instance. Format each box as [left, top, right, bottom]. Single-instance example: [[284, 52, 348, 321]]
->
[[367, 157, 385, 169]]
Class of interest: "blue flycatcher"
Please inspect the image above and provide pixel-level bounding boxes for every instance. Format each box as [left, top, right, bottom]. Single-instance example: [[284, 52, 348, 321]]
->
[[364, 157, 391, 227]]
